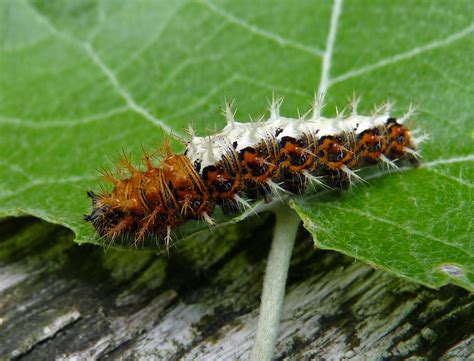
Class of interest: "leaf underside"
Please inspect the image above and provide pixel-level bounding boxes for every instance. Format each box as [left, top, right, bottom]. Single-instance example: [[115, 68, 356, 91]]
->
[[0, 0, 472, 291]]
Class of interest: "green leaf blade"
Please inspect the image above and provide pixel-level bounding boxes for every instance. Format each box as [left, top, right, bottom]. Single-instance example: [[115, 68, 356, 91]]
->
[[292, 165, 474, 291]]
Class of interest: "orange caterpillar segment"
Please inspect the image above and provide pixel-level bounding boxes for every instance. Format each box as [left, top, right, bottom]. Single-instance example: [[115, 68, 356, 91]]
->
[[85, 151, 214, 249], [279, 136, 315, 173], [162, 155, 214, 221], [240, 147, 276, 182], [355, 128, 387, 164], [239, 138, 280, 201], [277, 135, 317, 194], [385, 118, 419, 165], [316, 135, 355, 171], [136, 168, 181, 243], [311, 135, 356, 188]]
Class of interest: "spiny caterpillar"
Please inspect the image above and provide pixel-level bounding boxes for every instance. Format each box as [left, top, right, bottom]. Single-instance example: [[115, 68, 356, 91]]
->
[[85, 94, 425, 249]]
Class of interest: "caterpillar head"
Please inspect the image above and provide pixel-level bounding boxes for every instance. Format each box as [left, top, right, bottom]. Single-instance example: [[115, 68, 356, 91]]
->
[[84, 191, 125, 238]]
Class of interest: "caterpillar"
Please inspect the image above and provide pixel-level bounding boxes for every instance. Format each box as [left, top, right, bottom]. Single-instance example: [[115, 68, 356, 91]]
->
[[84, 94, 425, 249]]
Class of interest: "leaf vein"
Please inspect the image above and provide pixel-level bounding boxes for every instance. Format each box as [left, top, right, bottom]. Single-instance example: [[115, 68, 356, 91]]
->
[[82, 42, 179, 136], [21, 2, 177, 136], [330, 23, 474, 86], [423, 154, 474, 167], [322, 204, 471, 257], [115, 2, 187, 73], [318, 0, 343, 100], [0, 107, 128, 129], [200, 0, 323, 57], [428, 168, 473, 188], [155, 54, 226, 95]]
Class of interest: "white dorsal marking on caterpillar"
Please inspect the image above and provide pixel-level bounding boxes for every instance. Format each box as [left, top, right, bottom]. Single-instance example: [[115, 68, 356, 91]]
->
[[186, 96, 399, 166]]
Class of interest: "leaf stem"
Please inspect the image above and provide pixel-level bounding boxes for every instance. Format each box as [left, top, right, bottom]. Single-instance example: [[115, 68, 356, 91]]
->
[[251, 203, 301, 361]]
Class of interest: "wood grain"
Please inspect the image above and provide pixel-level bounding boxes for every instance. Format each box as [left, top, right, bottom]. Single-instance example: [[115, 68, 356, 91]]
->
[[0, 216, 472, 360]]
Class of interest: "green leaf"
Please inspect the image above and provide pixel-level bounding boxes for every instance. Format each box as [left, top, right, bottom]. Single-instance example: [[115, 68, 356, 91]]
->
[[0, 0, 472, 290]]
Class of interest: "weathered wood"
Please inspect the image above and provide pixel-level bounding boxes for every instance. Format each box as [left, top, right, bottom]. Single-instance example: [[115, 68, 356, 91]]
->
[[0, 216, 472, 360]]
